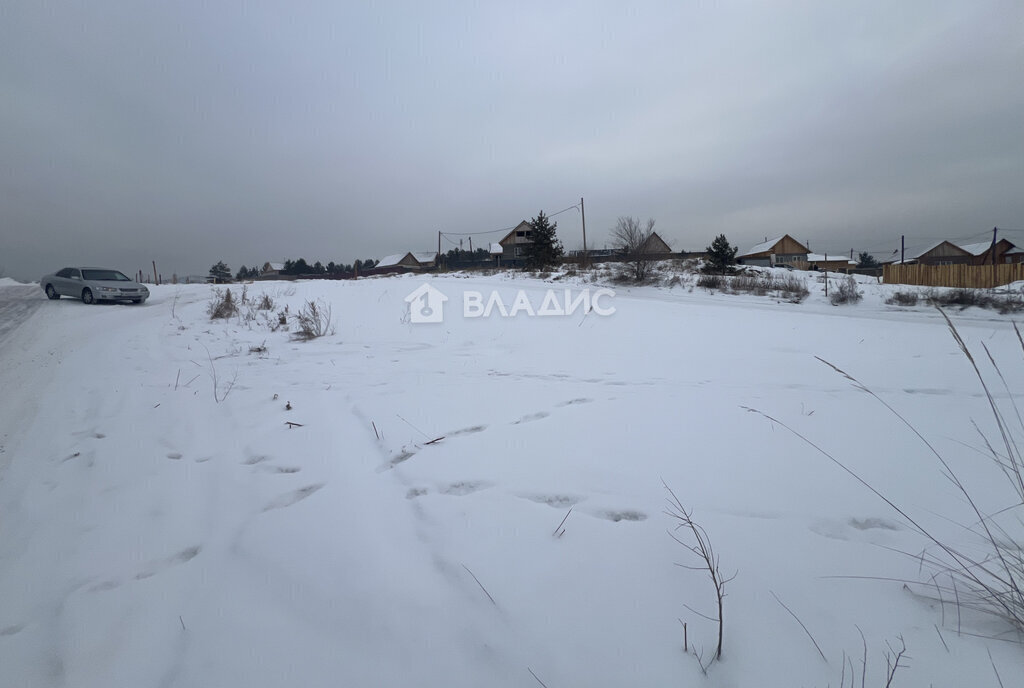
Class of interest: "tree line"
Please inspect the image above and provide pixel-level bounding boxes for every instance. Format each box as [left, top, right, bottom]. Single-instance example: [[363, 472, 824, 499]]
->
[[211, 258, 380, 282]]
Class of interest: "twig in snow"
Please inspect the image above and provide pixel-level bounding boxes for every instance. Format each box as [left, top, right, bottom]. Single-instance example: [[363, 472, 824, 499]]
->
[[461, 564, 496, 606], [934, 624, 949, 652], [179, 615, 186, 631], [424, 436, 445, 445], [770, 590, 827, 663], [372, 421, 380, 440], [883, 636, 908, 688], [527, 667, 550, 687], [396, 413, 431, 440], [552, 506, 573, 537], [988, 647, 1005, 688], [285, 421, 304, 429]]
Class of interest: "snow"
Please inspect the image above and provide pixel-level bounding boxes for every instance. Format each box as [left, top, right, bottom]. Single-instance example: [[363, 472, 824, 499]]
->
[[375, 253, 408, 268], [1, 271, 1022, 686], [410, 252, 439, 264], [740, 235, 786, 256], [960, 241, 997, 256], [806, 253, 855, 265]]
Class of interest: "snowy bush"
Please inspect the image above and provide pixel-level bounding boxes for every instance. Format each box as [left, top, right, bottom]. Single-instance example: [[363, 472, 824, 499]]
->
[[207, 288, 239, 319], [829, 275, 862, 305], [292, 299, 333, 341]]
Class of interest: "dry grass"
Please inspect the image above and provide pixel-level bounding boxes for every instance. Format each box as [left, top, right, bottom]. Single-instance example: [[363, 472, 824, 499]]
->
[[207, 288, 239, 320], [747, 314, 1024, 638], [291, 299, 333, 340]]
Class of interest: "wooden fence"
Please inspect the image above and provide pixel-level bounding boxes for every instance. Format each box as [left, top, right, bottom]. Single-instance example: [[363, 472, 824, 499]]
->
[[883, 263, 1024, 289]]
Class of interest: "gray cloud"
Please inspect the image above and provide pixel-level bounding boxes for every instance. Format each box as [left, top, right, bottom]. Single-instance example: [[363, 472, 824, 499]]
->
[[2, 1, 1022, 280]]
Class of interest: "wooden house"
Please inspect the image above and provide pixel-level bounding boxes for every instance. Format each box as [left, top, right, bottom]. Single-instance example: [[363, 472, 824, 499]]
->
[[497, 221, 535, 262], [738, 235, 809, 267]]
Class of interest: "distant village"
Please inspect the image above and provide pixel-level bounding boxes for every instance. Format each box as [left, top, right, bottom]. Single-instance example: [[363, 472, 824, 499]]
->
[[172, 220, 1023, 291]]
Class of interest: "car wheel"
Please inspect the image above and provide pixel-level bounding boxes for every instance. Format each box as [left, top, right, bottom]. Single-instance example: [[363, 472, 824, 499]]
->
[[132, 299, 143, 304], [45, 284, 60, 300], [82, 288, 95, 304]]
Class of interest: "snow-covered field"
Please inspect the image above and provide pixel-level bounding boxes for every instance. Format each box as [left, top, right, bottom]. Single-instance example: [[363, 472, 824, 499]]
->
[[0, 270, 1021, 687]]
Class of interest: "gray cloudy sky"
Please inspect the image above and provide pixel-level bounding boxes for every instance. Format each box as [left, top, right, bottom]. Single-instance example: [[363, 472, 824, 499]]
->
[[2, 1, 1022, 281]]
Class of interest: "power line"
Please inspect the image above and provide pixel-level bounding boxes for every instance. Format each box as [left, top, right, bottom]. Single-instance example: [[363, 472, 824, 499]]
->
[[438, 200, 584, 253], [441, 225, 517, 237]]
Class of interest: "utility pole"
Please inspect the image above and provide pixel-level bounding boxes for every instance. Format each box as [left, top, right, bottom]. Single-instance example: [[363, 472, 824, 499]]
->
[[580, 196, 588, 268], [901, 235, 905, 264], [469, 236, 473, 253], [437, 231, 441, 271], [991, 226, 998, 286]]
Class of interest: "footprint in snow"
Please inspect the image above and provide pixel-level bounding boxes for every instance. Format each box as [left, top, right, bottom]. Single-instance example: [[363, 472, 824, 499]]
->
[[439, 481, 492, 496], [166, 452, 183, 461], [555, 398, 593, 407], [512, 412, 549, 425], [379, 449, 416, 471], [263, 484, 325, 511], [519, 494, 582, 508], [134, 545, 202, 580], [242, 455, 270, 465], [591, 509, 647, 523], [256, 465, 301, 474], [847, 517, 901, 531], [448, 425, 488, 437]]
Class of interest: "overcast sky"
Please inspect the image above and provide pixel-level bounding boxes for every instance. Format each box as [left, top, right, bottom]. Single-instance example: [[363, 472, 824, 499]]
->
[[2, 1, 1022, 281]]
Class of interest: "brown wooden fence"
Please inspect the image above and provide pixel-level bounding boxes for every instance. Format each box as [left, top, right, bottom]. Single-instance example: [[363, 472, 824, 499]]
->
[[883, 263, 1024, 289]]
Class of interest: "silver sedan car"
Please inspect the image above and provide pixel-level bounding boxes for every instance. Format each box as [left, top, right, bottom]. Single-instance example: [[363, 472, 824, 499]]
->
[[41, 267, 150, 304]]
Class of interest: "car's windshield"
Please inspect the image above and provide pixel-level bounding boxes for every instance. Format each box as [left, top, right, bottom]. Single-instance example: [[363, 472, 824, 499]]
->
[[82, 270, 130, 281]]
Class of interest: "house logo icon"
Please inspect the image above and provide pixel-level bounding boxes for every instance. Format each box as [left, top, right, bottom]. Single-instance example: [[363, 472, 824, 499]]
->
[[405, 283, 448, 323]]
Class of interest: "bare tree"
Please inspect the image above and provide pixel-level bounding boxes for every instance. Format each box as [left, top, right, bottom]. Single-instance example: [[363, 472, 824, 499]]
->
[[611, 216, 657, 282], [665, 482, 735, 662]]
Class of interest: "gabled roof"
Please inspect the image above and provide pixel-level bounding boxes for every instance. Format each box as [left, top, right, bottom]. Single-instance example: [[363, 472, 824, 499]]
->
[[377, 251, 437, 268], [740, 234, 809, 257], [910, 240, 971, 260], [743, 236, 786, 256], [958, 239, 1016, 256], [376, 253, 411, 268], [263, 262, 285, 271], [958, 241, 996, 256], [489, 243, 503, 254], [498, 220, 533, 245], [641, 231, 672, 253]]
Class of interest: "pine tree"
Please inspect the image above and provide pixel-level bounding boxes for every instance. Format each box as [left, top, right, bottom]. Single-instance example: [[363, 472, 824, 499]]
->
[[857, 252, 880, 268], [209, 260, 232, 282], [704, 235, 737, 274], [524, 211, 564, 269]]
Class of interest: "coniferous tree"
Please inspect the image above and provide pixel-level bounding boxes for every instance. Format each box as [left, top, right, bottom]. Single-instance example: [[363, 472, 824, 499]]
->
[[210, 261, 232, 282], [704, 235, 738, 274], [857, 252, 880, 268], [524, 210, 564, 269]]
